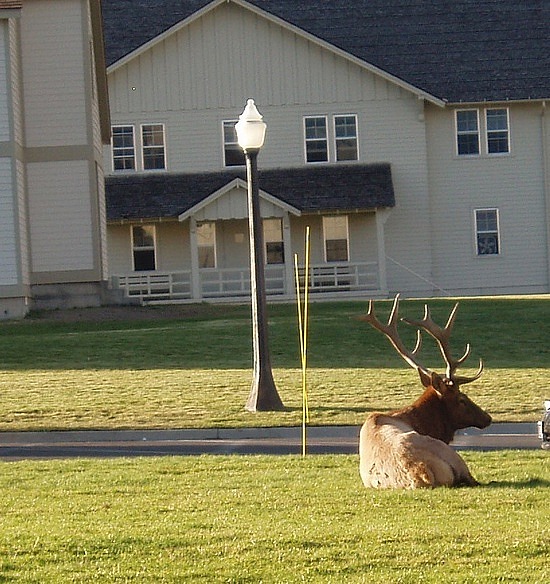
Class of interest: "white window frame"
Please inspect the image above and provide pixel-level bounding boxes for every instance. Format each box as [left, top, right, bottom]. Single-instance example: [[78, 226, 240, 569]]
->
[[140, 124, 167, 170], [474, 208, 501, 256], [131, 224, 157, 271], [222, 120, 245, 167], [197, 222, 217, 269], [485, 108, 510, 155], [322, 215, 349, 262], [304, 115, 329, 163], [455, 109, 480, 156], [334, 114, 358, 161], [112, 125, 136, 171]]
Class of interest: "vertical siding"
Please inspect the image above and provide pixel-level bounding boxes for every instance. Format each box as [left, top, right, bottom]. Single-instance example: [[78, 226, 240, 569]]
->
[[8, 18, 22, 145], [27, 161, 94, 271], [21, 0, 87, 147], [0, 157, 18, 285], [0, 21, 9, 140]]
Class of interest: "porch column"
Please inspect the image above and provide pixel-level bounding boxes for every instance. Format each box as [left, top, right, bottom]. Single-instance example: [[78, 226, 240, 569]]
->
[[375, 209, 391, 292], [282, 212, 294, 296], [189, 217, 201, 300]]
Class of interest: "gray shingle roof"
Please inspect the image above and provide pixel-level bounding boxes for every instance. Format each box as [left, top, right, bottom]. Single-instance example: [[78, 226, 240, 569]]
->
[[101, 0, 550, 103], [106, 164, 395, 221]]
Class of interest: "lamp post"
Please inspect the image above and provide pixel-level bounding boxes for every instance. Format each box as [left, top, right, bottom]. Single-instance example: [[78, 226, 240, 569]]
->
[[235, 99, 285, 412]]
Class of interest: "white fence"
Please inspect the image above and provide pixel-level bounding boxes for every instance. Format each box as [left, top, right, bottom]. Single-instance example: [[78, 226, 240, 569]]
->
[[111, 262, 378, 302]]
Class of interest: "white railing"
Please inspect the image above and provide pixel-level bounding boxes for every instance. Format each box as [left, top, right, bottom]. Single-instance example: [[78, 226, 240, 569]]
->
[[111, 261, 378, 302], [200, 265, 285, 297], [113, 271, 192, 300], [299, 262, 378, 292]]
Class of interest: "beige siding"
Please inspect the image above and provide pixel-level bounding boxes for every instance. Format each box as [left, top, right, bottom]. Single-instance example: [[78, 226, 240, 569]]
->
[[0, 21, 9, 140], [107, 224, 132, 273], [21, 0, 87, 147], [0, 157, 17, 284], [157, 222, 189, 270], [426, 102, 549, 295], [27, 160, 95, 272], [8, 18, 22, 145]]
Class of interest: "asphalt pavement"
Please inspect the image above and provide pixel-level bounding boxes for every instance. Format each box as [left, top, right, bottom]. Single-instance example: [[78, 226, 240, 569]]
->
[[0, 423, 542, 460]]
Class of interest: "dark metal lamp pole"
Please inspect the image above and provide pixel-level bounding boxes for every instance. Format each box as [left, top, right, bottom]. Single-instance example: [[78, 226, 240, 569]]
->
[[235, 99, 285, 412]]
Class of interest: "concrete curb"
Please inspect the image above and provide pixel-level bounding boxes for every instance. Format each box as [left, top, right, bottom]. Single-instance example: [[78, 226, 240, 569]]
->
[[0, 423, 538, 445]]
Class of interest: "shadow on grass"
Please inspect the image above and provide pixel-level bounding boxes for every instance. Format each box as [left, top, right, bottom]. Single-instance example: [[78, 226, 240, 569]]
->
[[482, 478, 550, 489]]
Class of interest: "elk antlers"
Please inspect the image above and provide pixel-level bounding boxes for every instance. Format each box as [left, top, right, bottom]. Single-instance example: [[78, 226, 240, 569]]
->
[[361, 295, 483, 385]]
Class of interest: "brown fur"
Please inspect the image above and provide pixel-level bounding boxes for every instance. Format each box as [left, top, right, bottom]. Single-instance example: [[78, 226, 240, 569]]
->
[[359, 371, 492, 489]]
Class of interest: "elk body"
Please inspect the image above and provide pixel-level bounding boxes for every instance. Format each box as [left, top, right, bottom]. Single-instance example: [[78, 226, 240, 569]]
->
[[359, 296, 492, 489]]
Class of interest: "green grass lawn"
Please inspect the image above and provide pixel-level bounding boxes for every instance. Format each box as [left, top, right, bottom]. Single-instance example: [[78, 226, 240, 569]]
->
[[0, 296, 548, 431], [1, 452, 548, 583]]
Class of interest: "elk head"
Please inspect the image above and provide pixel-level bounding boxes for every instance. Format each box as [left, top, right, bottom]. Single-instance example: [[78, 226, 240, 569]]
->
[[360, 295, 491, 442]]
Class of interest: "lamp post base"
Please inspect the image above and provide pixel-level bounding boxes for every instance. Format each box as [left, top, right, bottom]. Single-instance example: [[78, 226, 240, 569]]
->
[[245, 370, 286, 412]]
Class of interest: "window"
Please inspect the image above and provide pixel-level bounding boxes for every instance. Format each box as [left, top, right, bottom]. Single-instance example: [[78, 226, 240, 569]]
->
[[456, 110, 480, 155], [141, 124, 166, 170], [197, 222, 216, 268], [486, 109, 509, 154], [304, 116, 328, 163], [132, 225, 156, 271], [334, 115, 358, 161], [112, 125, 136, 171], [475, 209, 500, 255], [223, 121, 245, 167], [323, 216, 349, 262], [263, 219, 284, 264]]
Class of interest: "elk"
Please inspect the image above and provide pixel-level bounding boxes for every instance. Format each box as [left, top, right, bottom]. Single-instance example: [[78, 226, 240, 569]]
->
[[358, 295, 491, 489]]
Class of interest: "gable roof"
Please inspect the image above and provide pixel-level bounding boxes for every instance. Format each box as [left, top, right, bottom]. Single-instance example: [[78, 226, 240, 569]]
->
[[101, 0, 550, 104], [106, 164, 395, 222]]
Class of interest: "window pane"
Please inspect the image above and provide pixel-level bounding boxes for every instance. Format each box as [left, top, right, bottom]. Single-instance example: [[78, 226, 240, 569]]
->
[[266, 242, 284, 264], [326, 239, 348, 262], [456, 110, 479, 155], [142, 125, 166, 170], [133, 249, 156, 271], [486, 109, 507, 131], [305, 117, 328, 163], [475, 209, 499, 255], [487, 109, 509, 154], [223, 121, 245, 166], [197, 223, 216, 268], [132, 225, 156, 271], [264, 219, 284, 264], [133, 225, 155, 248], [335, 115, 358, 161], [305, 117, 327, 139], [112, 126, 135, 171], [457, 134, 480, 155], [457, 110, 478, 132], [324, 216, 349, 262]]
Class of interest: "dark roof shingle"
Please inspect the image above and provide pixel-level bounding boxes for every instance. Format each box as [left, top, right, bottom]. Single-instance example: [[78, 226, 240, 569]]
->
[[106, 164, 395, 221], [101, 0, 550, 103]]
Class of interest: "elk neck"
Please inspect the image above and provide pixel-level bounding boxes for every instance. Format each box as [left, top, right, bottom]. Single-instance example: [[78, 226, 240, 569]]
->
[[392, 387, 456, 444]]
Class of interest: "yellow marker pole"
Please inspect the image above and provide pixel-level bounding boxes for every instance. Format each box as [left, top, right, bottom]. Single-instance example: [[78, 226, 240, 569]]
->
[[294, 227, 311, 457]]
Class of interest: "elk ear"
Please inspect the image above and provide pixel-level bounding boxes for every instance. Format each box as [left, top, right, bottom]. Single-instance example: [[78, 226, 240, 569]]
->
[[418, 370, 445, 397], [418, 369, 434, 388]]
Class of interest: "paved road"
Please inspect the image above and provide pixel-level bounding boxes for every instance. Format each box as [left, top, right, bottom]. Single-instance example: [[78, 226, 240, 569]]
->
[[0, 423, 542, 460]]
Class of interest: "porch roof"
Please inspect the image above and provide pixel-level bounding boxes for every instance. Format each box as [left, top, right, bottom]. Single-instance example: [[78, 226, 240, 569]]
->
[[106, 163, 395, 222]]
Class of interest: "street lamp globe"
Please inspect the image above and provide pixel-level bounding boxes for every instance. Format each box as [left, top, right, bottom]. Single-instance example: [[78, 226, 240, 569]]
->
[[235, 99, 267, 151]]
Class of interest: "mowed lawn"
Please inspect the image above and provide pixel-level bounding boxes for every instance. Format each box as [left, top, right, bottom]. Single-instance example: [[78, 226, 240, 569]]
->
[[0, 296, 549, 431], [0, 297, 549, 583], [0, 453, 548, 583]]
